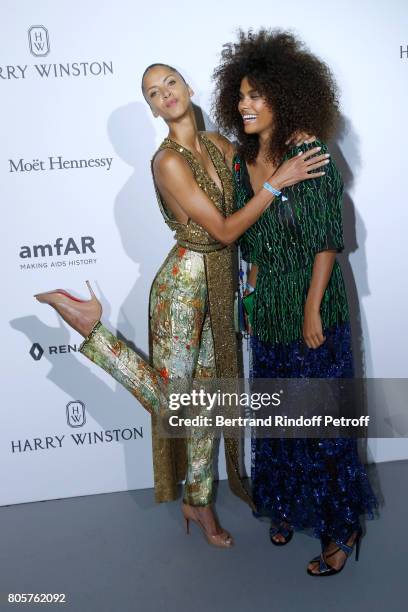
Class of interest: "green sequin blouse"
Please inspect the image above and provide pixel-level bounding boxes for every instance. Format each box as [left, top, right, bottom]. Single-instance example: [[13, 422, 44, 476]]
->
[[234, 141, 349, 346]]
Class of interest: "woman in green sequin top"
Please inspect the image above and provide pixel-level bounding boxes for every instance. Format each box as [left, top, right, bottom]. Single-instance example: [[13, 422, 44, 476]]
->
[[213, 28, 377, 576]]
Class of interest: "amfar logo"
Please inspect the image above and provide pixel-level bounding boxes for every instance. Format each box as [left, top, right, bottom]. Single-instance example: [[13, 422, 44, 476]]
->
[[66, 401, 86, 428], [29, 342, 80, 361], [19, 236, 97, 270], [28, 26, 50, 57], [20, 236, 95, 259], [0, 27, 113, 80]]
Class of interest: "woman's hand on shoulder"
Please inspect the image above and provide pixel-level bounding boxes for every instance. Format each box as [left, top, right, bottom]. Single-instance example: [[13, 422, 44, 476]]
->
[[270, 146, 330, 191]]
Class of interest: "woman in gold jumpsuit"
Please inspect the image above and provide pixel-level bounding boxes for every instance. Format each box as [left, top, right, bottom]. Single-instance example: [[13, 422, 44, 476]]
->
[[35, 63, 328, 546]]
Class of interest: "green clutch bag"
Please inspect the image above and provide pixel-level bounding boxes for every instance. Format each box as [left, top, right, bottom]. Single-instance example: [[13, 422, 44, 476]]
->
[[242, 291, 255, 327]]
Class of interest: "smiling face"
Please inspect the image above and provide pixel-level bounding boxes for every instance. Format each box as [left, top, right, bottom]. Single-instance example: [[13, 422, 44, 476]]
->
[[238, 76, 275, 137], [142, 64, 193, 121]]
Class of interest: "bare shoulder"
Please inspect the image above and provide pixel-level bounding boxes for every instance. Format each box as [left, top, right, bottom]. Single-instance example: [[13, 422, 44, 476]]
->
[[153, 148, 188, 175], [152, 148, 194, 191]]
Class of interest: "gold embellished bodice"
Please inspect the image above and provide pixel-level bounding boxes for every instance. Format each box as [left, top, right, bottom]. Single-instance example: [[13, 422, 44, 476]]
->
[[151, 133, 234, 252]]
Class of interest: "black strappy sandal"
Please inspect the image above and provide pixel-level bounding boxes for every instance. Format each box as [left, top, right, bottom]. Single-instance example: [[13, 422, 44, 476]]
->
[[307, 528, 362, 576], [269, 522, 294, 546]]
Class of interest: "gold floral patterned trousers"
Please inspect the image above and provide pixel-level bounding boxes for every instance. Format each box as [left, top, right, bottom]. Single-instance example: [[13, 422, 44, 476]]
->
[[80, 245, 216, 506]]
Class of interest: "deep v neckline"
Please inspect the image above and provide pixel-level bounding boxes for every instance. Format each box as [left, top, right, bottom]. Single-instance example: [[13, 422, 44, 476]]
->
[[166, 133, 224, 199]]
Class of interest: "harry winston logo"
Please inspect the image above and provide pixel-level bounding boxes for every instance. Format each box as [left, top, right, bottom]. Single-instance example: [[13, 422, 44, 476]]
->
[[28, 26, 50, 57], [66, 401, 86, 428], [0, 27, 113, 80]]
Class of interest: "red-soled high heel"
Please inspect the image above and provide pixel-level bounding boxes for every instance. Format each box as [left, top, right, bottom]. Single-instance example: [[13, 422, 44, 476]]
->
[[34, 280, 102, 337]]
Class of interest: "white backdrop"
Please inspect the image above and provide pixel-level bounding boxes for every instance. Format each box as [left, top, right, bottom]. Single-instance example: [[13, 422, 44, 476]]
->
[[2, 0, 407, 506]]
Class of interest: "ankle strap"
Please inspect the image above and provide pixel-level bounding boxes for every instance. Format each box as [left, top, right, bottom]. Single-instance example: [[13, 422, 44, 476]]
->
[[324, 540, 353, 559]]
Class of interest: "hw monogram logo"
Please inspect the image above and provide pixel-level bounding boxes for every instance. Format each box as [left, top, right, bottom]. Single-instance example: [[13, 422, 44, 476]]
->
[[28, 26, 50, 57], [66, 401, 86, 428]]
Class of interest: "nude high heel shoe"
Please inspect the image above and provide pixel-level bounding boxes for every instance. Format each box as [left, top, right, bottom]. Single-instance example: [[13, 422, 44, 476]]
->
[[181, 503, 234, 548], [34, 280, 102, 338]]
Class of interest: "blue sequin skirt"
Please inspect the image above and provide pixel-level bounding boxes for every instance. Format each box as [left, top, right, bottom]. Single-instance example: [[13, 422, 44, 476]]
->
[[251, 322, 377, 541]]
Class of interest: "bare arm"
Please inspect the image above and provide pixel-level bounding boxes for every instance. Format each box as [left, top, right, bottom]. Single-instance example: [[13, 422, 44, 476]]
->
[[153, 150, 274, 245], [303, 250, 337, 348], [153, 146, 329, 246]]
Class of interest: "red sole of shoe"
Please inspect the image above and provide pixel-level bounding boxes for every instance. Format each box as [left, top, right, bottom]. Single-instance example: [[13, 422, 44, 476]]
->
[[35, 290, 85, 303]]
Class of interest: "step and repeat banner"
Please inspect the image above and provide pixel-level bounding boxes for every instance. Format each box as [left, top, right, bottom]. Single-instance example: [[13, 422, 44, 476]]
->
[[2, 0, 407, 505]]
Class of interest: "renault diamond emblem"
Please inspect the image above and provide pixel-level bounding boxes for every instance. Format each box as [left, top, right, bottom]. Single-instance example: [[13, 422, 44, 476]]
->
[[30, 343, 44, 361]]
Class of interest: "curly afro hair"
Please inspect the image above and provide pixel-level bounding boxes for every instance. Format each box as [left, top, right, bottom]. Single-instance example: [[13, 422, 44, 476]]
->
[[212, 29, 340, 164]]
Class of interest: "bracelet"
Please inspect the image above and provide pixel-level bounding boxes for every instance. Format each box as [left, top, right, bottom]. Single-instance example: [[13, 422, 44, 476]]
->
[[263, 181, 288, 202], [245, 282, 255, 294]]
